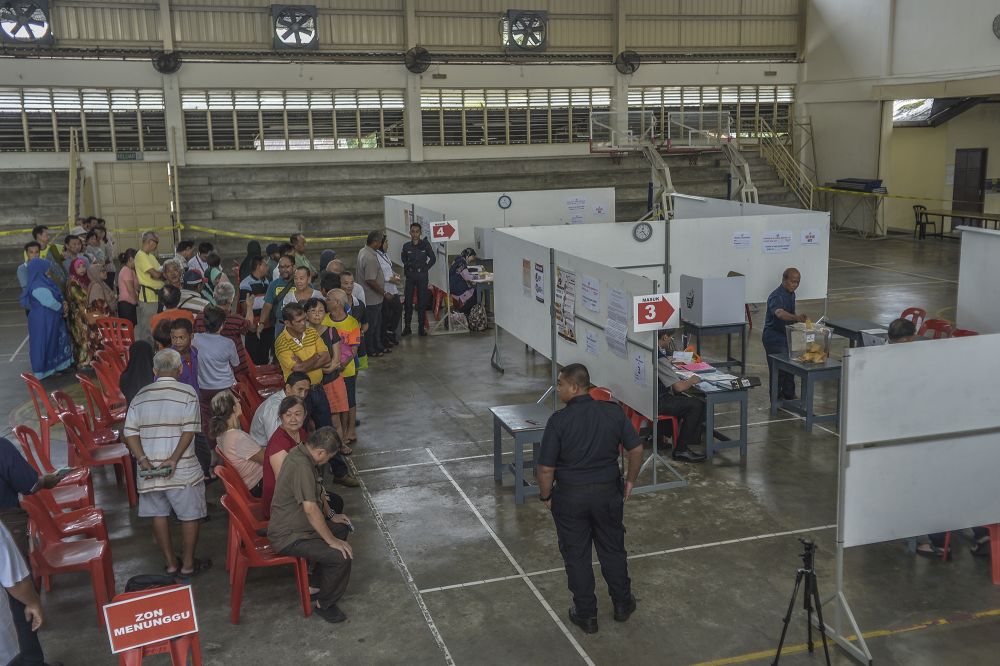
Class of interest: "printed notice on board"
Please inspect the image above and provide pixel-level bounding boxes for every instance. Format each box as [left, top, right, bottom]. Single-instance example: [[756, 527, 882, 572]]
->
[[522, 259, 531, 297], [633, 353, 646, 386], [570, 214, 584, 225], [592, 203, 609, 216], [555, 266, 577, 344], [580, 274, 600, 312], [534, 263, 545, 303], [608, 288, 629, 326], [585, 330, 599, 357], [605, 319, 628, 359], [566, 197, 586, 212], [762, 231, 793, 254], [800, 229, 820, 245], [732, 232, 752, 249]]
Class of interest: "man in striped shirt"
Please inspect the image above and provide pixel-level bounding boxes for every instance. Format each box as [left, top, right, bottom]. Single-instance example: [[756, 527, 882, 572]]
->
[[124, 349, 211, 577]]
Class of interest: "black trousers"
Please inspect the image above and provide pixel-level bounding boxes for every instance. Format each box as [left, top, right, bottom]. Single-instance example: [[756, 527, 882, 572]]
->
[[304, 385, 349, 478], [551, 481, 631, 618], [403, 272, 429, 331], [381, 294, 402, 343], [364, 303, 384, 354], [245, 326, 274, 365], [658, 392, 705, 450], [278, 522, 352, 609], [117, 301, 137, 325], [764, 339, 796, 399]]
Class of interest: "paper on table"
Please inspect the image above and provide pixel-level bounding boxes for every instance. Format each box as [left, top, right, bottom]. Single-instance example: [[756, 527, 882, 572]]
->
[[672, 351, 694, 363], [698, 371, 737, 381], [696, 382, 724, 392], [679, 362, 714, 372]]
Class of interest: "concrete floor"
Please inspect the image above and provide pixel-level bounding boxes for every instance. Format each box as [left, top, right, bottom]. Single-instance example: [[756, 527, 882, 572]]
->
[[3, 232, 999, 665]]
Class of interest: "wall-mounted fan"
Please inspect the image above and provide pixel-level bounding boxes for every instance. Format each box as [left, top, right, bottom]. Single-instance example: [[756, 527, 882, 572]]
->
[[505, 10, 547, 51], [614, 50, 641, 75], [271, 5, 318, 50], [152, 51, 182, 74], [404, 46, 431, 74], [0, 0, 54, 45]]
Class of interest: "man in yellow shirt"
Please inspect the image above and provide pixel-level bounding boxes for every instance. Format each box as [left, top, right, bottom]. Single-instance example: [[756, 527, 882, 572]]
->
[[135, 231, 164, 342], [274, 302, 357, 486]]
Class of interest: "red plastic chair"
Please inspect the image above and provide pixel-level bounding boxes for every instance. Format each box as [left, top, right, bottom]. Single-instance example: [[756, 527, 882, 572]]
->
[[622, 403, 680, 447], [219, 491, 310, 624], [21, 497, 115, 626], [900, 307, 927, 331], [95, 347, 126, 376], [21, 372, 87, 462], [59, 411, 138, 507], [242, 349, 283, 392], [78, 373, 126, 428], [51, 390, 120, 466], [114, 585, 203, 666], [92, 352, 128, 407], [13, 425, 94, 510], [21, 493, 108, 545], [988, 524, 1000, 585], [230, 381, 258, 429], [589, 387, 613, 402], [95, 317, 135, 351], [215, 462, 266, 581], [951, 328, 979, 337], [918, 319, 952, 339], [235, 375, 266, 413]]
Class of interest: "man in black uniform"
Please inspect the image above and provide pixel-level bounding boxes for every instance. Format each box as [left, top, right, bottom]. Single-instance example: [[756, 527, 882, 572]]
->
[[538, 363, 643, 634], [399, 221, 436, 337]]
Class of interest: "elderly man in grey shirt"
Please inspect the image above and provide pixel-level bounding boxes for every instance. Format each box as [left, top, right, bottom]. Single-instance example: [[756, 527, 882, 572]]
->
[[356, 230, 387, 357]]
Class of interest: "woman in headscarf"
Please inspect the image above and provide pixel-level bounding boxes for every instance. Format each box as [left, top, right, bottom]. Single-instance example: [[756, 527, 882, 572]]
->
[[238, 240, 262, 283], [66, 257, 96, 366], [87, 262, 117, 318], [448, 248, 479, 315], [119, 340, 155, 406], [20, 258, 73, 378]]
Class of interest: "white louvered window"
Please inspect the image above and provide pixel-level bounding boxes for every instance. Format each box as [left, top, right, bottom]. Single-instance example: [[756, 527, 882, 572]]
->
[[420, 87, 612, 148], [627, 85, 795, 144], [0, 87, 165, 152], [181, 88, 406, 151]]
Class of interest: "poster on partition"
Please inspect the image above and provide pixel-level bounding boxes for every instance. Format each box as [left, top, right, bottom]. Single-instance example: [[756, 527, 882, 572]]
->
[[555, 266, 577, 344], [534, 263, 545, 303], [608, 288, 629, 326], [522, 259, 531, 297], [605, 319, 628, 359], [404, 208, 412, 228], [585, 330, 600, 357], [762, 231, 793, 254], [580, 274, 601, 312]]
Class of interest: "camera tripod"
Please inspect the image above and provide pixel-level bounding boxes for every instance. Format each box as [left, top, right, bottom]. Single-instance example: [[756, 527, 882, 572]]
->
[[772, 538, 831, 665]]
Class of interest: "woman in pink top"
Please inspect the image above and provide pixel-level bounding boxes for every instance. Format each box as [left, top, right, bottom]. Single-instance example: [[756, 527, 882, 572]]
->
[[261, 395, 307, 518], [211, 391, 265, 497], [117, 248, 140, 324]]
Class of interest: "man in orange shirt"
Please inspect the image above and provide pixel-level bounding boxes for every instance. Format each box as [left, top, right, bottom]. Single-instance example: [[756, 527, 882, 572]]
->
[[150, 285, 195, 332]]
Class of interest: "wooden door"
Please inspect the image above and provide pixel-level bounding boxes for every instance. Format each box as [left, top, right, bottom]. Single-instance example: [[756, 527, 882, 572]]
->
[[95, 161, 173, 251], [951, 148, 987, 216]]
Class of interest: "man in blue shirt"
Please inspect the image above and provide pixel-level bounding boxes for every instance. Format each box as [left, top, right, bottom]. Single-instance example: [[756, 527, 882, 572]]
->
[[1, 437, 65, 665], [763, 268, 808, 401]]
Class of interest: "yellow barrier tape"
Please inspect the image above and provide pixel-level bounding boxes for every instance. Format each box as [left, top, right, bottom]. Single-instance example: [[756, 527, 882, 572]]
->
[[181, 223, 367, 244]]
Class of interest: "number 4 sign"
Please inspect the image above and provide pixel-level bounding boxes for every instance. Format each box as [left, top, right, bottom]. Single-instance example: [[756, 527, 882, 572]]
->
[[633, 293, 679, 333]]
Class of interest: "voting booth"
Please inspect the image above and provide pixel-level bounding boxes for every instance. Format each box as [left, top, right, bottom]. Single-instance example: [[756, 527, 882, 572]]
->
[[824, 334, 1000, 664], [679, 275, 746, 327], [956, 226, 1000, 334]]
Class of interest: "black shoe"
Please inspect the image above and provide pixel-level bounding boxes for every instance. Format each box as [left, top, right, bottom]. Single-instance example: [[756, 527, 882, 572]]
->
[[402, 327, 412, 336], [568, 607, 598, 634], [418, 329, 427, 337], [613, 596, 636, 622], [673, 448, 707, 463], [315, 603, 347, 623]]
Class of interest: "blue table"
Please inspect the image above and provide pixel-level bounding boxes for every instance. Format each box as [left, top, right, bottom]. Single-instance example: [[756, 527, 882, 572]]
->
[[490, 403, 553, 504], [768, 353, 841, 433]]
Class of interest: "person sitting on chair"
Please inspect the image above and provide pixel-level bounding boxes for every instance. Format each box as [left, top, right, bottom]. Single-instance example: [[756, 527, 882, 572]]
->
[[887, 318, 916, 343], [656, 330, 707, 463], [448, 248, 478, 316]]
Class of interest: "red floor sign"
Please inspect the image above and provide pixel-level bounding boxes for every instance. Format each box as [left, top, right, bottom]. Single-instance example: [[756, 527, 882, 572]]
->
[[103, 585, 198, 654]]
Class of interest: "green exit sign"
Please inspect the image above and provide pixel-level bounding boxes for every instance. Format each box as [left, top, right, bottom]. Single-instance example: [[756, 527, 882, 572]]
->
[[116, 151, 144, 161]]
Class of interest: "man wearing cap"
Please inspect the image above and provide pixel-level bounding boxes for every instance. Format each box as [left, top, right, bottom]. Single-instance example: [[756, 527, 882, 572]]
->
[[179, 270, 210, 315]]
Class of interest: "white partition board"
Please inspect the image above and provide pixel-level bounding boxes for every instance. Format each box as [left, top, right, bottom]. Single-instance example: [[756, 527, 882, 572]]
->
[[553, 250, 657, 419], [492, 229, 553, 357], [669, 211, 830, 303], [673, 196, 803, 220], [502, 222, 662, 269], [956, 226, 1000, 333], [841, 335, 1000, 547], [384, 188, 615, 254]]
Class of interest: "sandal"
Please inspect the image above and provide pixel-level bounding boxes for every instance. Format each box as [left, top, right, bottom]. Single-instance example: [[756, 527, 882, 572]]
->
[[915, 545, 945, 558], [339, 444, 353, 456], [165, 556, 182, 575], [178, 557, 213, 577], [971, 539, 992, 557]]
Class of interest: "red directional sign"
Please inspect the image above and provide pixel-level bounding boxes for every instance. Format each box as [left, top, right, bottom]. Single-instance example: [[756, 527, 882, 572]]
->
[[430, 220, 459, 242], [103, 585, 198, 654], [633, 293, 679, 332]]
